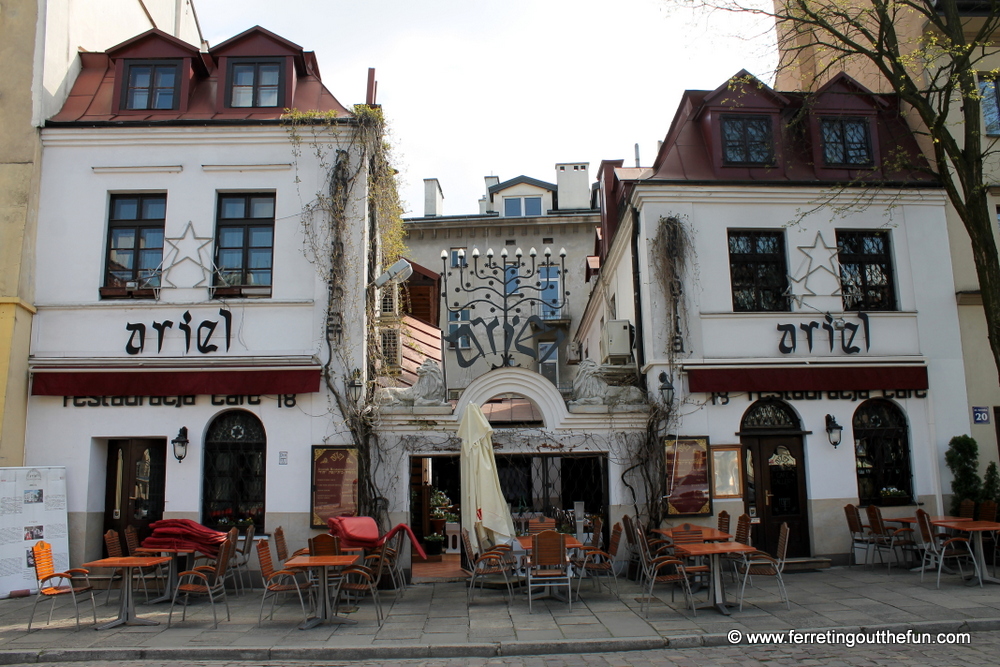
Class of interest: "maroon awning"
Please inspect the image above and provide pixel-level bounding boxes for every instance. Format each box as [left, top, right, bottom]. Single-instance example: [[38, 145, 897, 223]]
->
[[687, 366, 928, 393], [31, 368, 321, 397]]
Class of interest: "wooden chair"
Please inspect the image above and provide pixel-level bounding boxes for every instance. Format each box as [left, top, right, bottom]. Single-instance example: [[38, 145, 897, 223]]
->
[[461, 528, 513, 603], [717, 511, 731, 535], [255, 539, 312, 626], [737, 522, 790, 611], [642, 554, 695, 617], [844, 504, 874, 567], [668, 523, 710, 582], [102, 530, 126, 606], [524, 530, 572, 612], [723, 513, 752, 581], [527, 517, 556, 534], [27, 541, 97, 631], [587, 517, 604, 550], [978, 500, 997, 522], [231, 524, 256, 592], [168, 537, 234, 629], [123, 524, 167, 591], [576, 522, 622, 598], [337, 550, 386, 626], [273, 526, 289, 562], [959, 498, 976, 519], [916, 509, 979, 588], [309, 533, 340, 556], [865, 504, 916, 572]]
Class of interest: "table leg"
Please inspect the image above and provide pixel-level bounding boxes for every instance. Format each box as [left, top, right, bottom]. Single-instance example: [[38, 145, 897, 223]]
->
[[95, 566, 159, 629], [968, 532, 1000, 585], [147, 553, 182, 604], [709, 553, 731, 615]]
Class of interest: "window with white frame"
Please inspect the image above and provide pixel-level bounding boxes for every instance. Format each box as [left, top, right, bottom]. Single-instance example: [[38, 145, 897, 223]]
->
[[503, 196, 542, 217], [448, 309, 470, 349], [540, 265, 561, 319], [538, 342, 558, 385], [980, 76, 1000, 135], [450, 247, 467, 268]]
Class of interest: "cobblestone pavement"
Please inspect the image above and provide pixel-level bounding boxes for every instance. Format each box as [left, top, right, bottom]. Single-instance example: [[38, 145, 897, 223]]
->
[[0, 565, 998, 663], [4, 630, 999, 666]]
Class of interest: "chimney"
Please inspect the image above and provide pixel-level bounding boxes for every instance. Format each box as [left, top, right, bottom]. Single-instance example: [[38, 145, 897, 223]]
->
[[424, 178, 444, 217], [555, 162, 590, 210], [481, 176, 500, 214]]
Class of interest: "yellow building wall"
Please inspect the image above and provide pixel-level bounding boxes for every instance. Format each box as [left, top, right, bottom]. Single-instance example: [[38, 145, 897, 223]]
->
[[0, 0, 40, 464]]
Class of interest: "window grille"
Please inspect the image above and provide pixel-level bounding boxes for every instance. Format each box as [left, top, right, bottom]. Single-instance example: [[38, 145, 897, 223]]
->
[[202, 411, 266, 532]]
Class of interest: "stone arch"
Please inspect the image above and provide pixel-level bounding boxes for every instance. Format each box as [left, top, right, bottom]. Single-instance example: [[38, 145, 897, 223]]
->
[[456, 367, 569, 429]]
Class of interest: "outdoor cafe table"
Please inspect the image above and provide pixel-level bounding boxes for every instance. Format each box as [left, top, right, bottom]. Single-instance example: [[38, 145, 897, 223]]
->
[[886, 515, 971, 525], [932, 520, 1000, 586], [284, 554, 359, 629], [135, 546, 195, 603], [516, 535, 584, 551], [652, 526, 731, 542], [80, 556, 171, 629], [672, 541, 756, 615]]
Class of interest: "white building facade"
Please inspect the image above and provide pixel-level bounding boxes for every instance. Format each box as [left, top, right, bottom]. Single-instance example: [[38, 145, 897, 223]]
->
[[27, 27, 371, 565], [576, 73, 970, 561]]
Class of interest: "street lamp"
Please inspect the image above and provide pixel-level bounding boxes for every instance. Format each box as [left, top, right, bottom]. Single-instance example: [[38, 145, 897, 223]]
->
[[347, 369, 364, 404], [171, 427, 189, 462], [825, 414, 843, 448], [658, 371, 675, 406]]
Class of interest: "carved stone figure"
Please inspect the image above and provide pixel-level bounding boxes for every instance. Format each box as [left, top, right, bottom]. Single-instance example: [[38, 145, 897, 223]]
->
[[376, 359, 447, 406], [569, 359, 647, 406]]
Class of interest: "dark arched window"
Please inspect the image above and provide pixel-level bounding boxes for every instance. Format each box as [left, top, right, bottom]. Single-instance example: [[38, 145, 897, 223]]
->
[[853, 400, 912, 505], [202, 411, 266, 531], [741, 399, 800, 431]]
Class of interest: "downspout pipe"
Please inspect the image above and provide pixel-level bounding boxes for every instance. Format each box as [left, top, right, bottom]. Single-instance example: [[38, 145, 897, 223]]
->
[[630, 207, 646, 386]]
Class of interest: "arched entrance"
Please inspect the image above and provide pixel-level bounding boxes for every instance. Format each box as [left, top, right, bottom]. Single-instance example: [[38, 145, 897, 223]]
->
[[739, 399, 810, 557], [202, 410, 266, 532]]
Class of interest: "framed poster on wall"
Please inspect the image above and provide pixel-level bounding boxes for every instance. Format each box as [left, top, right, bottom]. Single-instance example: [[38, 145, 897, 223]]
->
[[664, 436, 712, 516], [310, 447, 359, 528], [711, 446, 743, 499]]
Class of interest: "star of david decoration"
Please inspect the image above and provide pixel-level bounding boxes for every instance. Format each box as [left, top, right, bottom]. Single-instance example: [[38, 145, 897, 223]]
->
[[160, 221, 215, 288], [786, 231, 845, 305]]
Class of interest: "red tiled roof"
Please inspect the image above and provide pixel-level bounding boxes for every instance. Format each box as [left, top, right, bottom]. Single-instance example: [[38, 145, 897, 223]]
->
[[49, 28, 351, 123]]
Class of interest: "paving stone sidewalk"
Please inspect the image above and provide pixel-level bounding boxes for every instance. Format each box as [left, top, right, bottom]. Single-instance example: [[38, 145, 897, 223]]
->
[[0, 565, 997, 663]]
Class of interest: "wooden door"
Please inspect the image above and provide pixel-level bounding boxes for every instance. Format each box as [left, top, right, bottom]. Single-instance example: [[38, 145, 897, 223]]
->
[[103, 439, 166, 547], [742, 435, 810, 557]]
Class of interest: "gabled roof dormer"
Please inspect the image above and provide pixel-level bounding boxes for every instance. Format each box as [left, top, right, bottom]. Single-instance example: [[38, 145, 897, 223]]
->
[[107, 29, 204, 115], [806, 73, 886, 178], [697, 70, 789, 179], [209, 26, 312, 112], [487, 176, 557, 217]]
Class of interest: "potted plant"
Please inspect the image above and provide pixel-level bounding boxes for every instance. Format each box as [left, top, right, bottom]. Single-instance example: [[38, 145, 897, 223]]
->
[[423, 532, 446, 558], [880, 487, 911, 506], [428, 488, 451, 535]]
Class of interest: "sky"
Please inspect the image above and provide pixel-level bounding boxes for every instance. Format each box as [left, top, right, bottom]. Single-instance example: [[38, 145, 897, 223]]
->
[[193, 0, 777, 216]]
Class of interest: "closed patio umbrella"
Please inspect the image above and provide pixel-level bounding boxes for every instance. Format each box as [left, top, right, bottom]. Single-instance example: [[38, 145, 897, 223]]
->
[[459, 403, 516, 547]]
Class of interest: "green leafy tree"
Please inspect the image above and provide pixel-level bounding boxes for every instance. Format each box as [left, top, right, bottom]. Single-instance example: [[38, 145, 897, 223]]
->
[[983, 461, 1000, 503], [944, 434, 982, 515]]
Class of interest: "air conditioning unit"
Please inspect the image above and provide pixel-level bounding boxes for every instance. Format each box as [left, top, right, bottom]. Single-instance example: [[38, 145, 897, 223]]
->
[[600, 320, 633, 364]]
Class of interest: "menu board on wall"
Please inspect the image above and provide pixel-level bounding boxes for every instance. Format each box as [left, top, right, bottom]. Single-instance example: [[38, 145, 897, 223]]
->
[[664, 436, 712, 516], [310, 447, 359, 528], [0, 467, 69, 598]]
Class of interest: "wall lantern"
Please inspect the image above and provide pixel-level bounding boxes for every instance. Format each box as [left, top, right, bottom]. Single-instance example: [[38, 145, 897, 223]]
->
[[171, 426, 189, 462], [658, 371, 675, 406], [347, 369, 364, 404], [825, 414, 843, 448]]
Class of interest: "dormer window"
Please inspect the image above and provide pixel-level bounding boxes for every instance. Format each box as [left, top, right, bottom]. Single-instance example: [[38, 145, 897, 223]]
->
[[229, 60, 283, 108], [123, 61, 180, 110], [820, 117, 873, 166], [721, 115, 774, 165], [503, 196, 542, 217]]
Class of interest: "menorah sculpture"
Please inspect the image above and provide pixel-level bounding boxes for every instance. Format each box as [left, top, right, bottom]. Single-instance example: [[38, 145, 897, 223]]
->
[[440, 246, 568, 369]]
